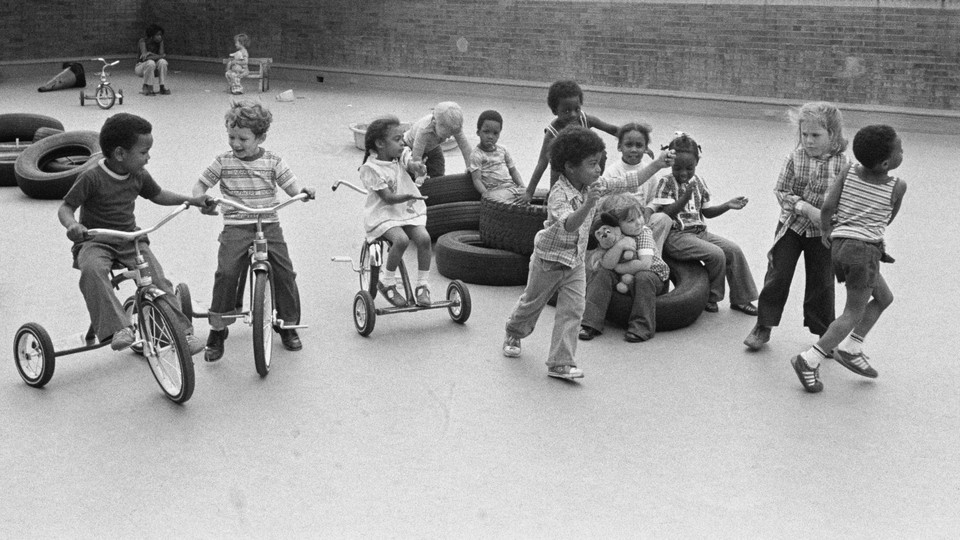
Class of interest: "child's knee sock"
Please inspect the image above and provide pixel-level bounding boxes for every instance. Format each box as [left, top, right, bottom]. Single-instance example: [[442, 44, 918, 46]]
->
[[417, 270, 430, 287], [838, 333, 864, 354], [382, 268, 398, 287], [801, 345, 829, 368]]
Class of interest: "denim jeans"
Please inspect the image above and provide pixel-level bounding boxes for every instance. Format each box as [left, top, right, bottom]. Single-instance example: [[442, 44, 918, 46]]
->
[[757, 226, 834, 335], [505, 256, 585, 368], [583, 266, 667, 340], [663, 227, 758, 305]]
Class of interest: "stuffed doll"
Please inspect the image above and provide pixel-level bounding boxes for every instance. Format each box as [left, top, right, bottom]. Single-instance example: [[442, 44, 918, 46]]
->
[[593, 212, 641, 294]]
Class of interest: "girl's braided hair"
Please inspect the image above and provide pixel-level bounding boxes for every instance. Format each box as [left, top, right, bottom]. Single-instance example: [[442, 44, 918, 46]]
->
[[663, 131, 701, 160]]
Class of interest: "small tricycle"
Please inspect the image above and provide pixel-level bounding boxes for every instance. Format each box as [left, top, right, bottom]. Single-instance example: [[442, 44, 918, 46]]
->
[[13, 203, 196, 403], [175, 194, 310, 377], [331, 180, 471, 336], [80, 58, 124, 110]]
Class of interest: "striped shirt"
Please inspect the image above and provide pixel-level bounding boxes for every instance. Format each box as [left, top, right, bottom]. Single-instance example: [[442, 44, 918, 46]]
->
[[199, 149, 298, 225], [831, 169, 898, 243], [534, 172, 641, 268], [775, 148, 849, 243]]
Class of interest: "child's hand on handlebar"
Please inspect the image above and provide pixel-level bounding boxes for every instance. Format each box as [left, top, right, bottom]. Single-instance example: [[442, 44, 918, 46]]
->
[[300, 186, 317, 200], [66, 223, 88, 242], [192, 195, 219, 215]]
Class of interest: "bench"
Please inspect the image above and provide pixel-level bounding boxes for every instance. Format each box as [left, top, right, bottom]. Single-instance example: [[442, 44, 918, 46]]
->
[[222, 57, 272, 92]]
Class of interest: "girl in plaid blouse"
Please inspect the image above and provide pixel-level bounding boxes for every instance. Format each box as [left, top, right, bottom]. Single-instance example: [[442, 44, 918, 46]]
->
[[744, 102, 849, 350]]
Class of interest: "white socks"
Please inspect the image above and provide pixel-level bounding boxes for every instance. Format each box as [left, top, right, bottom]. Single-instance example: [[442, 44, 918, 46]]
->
[[417, 270, 430, 288], [839, 333, 864, 355], [801, 345, 829, 368]]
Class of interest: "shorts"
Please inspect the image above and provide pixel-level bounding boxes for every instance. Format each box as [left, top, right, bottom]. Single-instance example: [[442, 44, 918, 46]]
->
[[832, 237, 881, 289]]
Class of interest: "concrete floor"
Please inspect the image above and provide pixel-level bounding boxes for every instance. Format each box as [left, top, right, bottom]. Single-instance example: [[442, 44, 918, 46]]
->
[[1, 67, 959, 538]]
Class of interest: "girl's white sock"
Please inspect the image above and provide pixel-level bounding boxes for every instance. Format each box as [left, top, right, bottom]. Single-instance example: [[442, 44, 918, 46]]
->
[[417, 270, 430, 287], [382, 269, 397, 287]]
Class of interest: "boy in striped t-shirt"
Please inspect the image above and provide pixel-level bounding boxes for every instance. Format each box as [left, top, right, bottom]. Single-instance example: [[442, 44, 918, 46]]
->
[[193, 100, 316, 361], [790, 125, 906, 393]]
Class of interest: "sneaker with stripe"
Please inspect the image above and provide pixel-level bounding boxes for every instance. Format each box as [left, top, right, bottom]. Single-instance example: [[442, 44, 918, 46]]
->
[[790, 354, 823, 393], [833, 349, 878, 378]]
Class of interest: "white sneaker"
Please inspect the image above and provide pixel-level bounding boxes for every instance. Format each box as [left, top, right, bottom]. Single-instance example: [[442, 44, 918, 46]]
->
[[548, 365, 584, 380], [502, 334, 521, 358]]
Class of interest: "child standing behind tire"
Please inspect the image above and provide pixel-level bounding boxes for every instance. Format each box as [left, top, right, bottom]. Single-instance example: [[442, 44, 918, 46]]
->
[[404, 102, 472, 179], [502, 126, 673, 380], [225, 33, 250, 95], [790, 125, 906, 393], [193, 100, 316, 362], [524, 80, 622, 199], [745, 102, 849, 351], [360, 116, 431, 307]]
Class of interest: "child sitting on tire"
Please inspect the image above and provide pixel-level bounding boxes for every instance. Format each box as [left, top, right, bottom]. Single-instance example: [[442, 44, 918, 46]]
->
[[468, 109, 525, 195], [580, 195, 671, 343]]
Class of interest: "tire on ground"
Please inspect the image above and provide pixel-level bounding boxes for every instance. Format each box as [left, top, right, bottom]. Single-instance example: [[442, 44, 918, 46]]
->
[[418, 173, 480, 207], [426, 201, 481, 241], [15, 131, 101, 199], [435, 230, 529, 286], [606, 256, 710, 331], [0, 150, 24, 187], [479, 187, 547, 256], [547, 256, 710, 331], [0, 113, 64, 143]]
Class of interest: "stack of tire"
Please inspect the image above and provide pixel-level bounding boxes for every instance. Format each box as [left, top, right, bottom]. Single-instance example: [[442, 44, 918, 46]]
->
[[435, 186, 542, 287], [0, 113, 102, 199]]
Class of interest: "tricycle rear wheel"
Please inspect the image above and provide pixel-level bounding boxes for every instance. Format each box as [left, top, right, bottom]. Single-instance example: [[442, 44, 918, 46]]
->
[[14, 322, 56, 388]]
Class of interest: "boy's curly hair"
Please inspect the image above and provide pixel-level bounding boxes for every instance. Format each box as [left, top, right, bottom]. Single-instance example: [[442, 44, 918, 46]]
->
[[549, 126, 605, 172], [100, 113, 152, 158], [234, 33, 251, 48], [547, 80, 583, 114], [145, 23, 164, 38], [853, 124, 898, 169], [225, 100, 272, 137], [789, 101, 848, 154]]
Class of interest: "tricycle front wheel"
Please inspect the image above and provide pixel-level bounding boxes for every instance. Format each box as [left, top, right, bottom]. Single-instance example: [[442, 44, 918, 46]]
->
[[14, 322, 56, 388]]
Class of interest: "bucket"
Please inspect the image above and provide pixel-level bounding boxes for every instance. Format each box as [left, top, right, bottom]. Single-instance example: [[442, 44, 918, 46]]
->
[[275, 89, 294, 102]]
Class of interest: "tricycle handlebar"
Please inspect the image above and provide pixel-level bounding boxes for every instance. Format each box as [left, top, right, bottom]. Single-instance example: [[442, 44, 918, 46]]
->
[[87, 202, 190, 241], [214, 192, 309, 214], [331, 180, 368, 195]]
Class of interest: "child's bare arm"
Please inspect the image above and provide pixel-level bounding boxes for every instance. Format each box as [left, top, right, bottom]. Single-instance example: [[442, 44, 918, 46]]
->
[[526, 135, 552, 199], [150, 189, 212, 208], [599, 238, 632, 269], [374, 188, 426, 205], [888, 179, 907, 225], [586, 115, 619, 137], [508, 166, 525, 188], [58, 202, 86, 241], [702, 197, 748, 219], [470, 169, 488, 195]]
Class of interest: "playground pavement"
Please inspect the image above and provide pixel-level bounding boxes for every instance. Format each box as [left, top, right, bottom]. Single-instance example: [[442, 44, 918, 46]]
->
[[1, 67, 959, 537]]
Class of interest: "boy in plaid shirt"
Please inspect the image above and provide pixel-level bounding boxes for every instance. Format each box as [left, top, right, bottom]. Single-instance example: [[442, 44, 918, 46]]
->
[[502, 127, 673, 380]]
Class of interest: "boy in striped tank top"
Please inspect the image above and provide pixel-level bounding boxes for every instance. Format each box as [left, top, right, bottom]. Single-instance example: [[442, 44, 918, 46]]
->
[[194, 101, 317, 361], [790, 125, 906, 393]]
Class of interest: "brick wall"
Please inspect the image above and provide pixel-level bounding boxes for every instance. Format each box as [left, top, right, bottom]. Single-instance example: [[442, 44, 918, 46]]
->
[[2, 0, 958, 111], [0, 0, 144, 60]]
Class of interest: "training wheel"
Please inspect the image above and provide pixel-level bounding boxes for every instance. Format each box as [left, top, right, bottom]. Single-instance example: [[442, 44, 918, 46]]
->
[[79, 91, 85, 107], [353, 290, 376, 336], [446, 280, 471, 324], [14, 322, 56, 388], [175, 282, 194, 319]]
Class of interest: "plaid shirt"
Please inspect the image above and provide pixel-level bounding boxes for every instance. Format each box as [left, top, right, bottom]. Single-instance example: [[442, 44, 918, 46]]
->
[[636, 226, 671, 282], [774, 148, 849, 243], [534, 173, 641, 267]]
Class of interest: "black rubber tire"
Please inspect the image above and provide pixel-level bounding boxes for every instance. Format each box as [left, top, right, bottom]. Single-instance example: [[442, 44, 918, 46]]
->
[[426, 201, 481, 242], [606, 257, 710, 331], [252, 271, 273, 377], [446, 280, 472, 323], [0, 113, 64, 143], [479, 187, 548, 256], [418, 173, 480, 207], [353, 290, 376, 336], [15, 131, 101, 199], [435, 230, 530, 286], [31, 127, 64, 143], [175, 283, 194, 319], [0, 150, 22, 187], [139, 295, 195, 404], [14, 322, 56, 388], [546, 257, 709, 331]]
